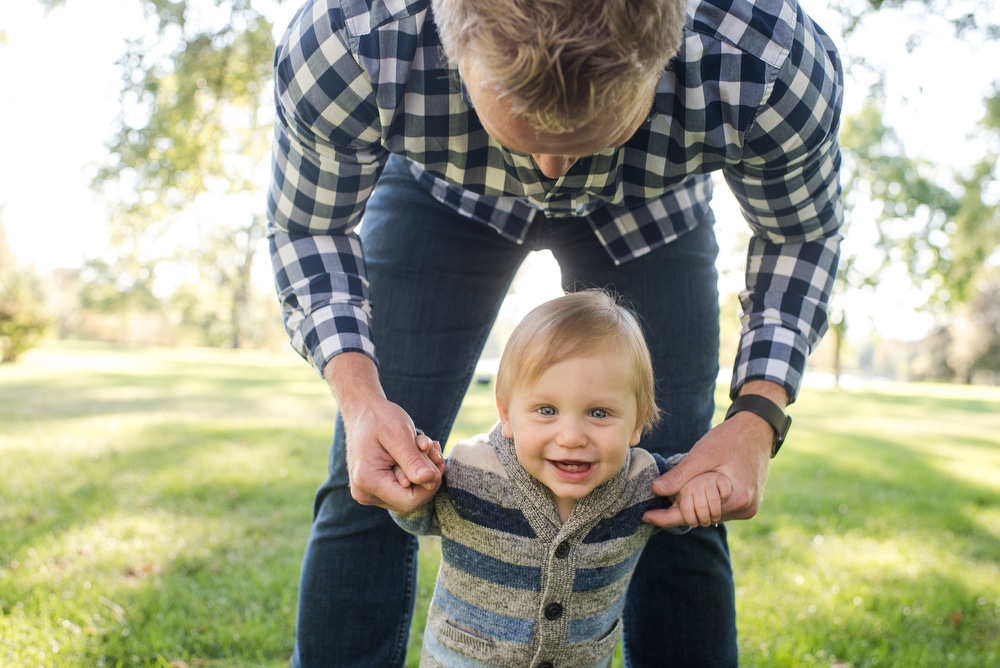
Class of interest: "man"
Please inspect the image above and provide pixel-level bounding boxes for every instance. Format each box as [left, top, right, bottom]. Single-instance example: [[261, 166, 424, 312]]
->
[[268, 0, 843, 665]]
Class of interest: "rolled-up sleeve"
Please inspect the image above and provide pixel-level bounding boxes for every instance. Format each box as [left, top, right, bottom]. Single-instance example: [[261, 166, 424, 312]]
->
[[267, 2, 387, 375], [723, 13, 844, 401]]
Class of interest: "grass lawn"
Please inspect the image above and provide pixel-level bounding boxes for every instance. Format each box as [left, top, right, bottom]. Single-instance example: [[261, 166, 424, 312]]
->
[[2, 341, 999, 667]]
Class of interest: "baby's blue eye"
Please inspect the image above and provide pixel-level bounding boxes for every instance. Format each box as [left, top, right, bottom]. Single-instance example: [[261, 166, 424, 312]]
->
[[590, 408, 608, 419], [538, 406, 556, 416]]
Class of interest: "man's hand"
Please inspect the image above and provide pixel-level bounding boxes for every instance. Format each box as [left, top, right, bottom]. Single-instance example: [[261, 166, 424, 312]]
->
[[392, 431, 445, 489], [643, 380, 786, 529], [325, 353, 445, 514]]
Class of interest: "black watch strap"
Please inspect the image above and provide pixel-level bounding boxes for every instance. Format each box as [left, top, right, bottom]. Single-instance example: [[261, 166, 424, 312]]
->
[[725, 394, 791, 457]]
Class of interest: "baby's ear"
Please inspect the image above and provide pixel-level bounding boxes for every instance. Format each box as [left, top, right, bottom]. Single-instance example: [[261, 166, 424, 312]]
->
[[495, 395, 514, 438], [629, 424, 642, 447]]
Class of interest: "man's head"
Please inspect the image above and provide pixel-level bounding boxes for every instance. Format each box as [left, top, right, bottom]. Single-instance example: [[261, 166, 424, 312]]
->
[[434, 0, 686, 134]]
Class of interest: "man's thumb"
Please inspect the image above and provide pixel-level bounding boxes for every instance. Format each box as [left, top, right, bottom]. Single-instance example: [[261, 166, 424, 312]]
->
[[653, 456, 691, 497]]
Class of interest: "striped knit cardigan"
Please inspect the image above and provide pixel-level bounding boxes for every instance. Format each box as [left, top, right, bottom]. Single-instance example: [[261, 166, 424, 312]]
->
[[392, 423, 685, 668]]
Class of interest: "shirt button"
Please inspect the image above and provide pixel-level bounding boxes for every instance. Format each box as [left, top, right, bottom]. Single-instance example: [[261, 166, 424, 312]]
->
[[555, 541, 570, 558], [544, 602, 563, 620]]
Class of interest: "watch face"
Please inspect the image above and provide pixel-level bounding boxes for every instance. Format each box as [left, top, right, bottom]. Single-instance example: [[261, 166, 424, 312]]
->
[[775, 415, 791, 446]]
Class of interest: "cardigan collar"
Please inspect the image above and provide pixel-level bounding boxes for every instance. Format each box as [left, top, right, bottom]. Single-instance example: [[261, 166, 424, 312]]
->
[[487, 423, 632, 533]]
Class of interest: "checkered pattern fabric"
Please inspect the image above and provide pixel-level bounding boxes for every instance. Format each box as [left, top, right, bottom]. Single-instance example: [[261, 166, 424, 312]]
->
[[267, 0, 844, 400]]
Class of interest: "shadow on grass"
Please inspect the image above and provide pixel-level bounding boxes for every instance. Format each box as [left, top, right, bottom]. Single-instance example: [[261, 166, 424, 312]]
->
[[0, 343, 329, 424], [730, 385, 1000, 666], [2, 422, 328, 549], [0, 420, 331, 666], [735, 564, 999, 667], [746, 441, 1000, 587], [4, 346, 998, 666]]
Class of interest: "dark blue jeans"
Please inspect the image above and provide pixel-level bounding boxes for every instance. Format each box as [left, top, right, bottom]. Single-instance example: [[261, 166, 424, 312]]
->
[[292, 155, 737, 667]]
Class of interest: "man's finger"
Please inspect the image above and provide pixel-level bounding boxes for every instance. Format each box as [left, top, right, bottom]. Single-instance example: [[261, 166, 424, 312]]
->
[[385, 436, 442, 489], [352, 468, 441, 513], [392, 464, 412, 488], [651, 456, 693, 498]]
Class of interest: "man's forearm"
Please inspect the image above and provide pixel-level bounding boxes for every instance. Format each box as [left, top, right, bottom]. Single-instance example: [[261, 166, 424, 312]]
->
[[323, 351, 385, 414], [737, 379, 789, 408]]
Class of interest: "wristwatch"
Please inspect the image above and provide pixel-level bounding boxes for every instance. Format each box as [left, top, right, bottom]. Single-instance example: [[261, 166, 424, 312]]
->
[[724, 394, 791, 457]]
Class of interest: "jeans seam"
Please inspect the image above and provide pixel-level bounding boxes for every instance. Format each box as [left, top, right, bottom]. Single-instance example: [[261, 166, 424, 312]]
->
[[391, 534, 419, 667]]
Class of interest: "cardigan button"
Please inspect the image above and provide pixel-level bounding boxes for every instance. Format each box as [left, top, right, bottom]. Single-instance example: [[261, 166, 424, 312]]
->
[[555, 541, 570, 558], [544, 602, 563, 620], [537, 663, 554, 668]]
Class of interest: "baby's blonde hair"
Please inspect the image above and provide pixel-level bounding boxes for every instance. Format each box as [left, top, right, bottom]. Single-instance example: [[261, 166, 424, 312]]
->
[[433, 0, 686, 133], [495, 290, 661, 435]]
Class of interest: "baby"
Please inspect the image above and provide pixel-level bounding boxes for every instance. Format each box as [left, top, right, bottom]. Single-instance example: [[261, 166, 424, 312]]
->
[[392, 289, 727, 667]]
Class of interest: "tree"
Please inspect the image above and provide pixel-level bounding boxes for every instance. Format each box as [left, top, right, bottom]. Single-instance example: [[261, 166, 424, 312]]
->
[[832, 98, 960, 381], [951, 86, 1000, 299], [948, 280, 1000, 383], [837, 83, 1000, 383], [0, 215, 52, 362], [171, 210, 269, 348], [944, 88, 1000, 381], [84, 0, 283, 348], [831, 0, 1000, 42]]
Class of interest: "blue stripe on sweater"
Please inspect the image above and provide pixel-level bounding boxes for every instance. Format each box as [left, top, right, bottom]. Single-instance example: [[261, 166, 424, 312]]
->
[[435, 582, 536, 643], [449, 487, 537, 538], [573, 550, 643, 593], [442, 538, 541, 590], [567, 599, 625, 643], [581, 499, 657, 543]]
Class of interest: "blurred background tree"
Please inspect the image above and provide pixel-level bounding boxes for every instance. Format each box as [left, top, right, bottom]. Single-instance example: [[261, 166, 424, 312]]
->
[[92, 0, 281, 349], [29, 0, 285, 350], [818, 0, 1000, 383], [0, 213, 52, 362], [6, 0, 997, 383]]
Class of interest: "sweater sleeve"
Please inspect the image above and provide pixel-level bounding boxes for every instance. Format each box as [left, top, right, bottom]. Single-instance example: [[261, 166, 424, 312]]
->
[[650, 452, 691, 535], [390, 502, 440, 536]]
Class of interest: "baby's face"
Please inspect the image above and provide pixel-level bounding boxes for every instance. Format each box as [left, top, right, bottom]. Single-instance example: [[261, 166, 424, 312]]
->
[[497, 351, 642, 521]]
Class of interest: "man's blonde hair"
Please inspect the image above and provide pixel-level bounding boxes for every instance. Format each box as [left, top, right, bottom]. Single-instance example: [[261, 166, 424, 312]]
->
[[495, 290, 661, 435], [433, 0, 686, 133]]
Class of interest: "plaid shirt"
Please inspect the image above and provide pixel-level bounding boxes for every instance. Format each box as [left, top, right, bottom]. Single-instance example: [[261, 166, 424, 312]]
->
[[268, 0, 844, 400]]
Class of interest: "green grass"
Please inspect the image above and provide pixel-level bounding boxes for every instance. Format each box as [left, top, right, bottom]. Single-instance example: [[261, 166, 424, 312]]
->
[[2, 342, 999, 667]]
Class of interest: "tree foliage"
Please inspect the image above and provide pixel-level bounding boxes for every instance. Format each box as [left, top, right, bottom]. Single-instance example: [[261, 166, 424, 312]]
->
[[86, 0, 284, 348], [30, 0, 997, 376], [838, 87, 1000, 379], [954, 86, 1000, 290], [839, 99, 960, 304], [832, 0, 1000, 42], [96, 0, 276, 203], [0, 216, 51, 363]]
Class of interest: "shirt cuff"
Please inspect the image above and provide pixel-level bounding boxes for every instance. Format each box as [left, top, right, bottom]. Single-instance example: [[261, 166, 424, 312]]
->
[[730, 325, 810, 402], [291, 303, 376, 377]]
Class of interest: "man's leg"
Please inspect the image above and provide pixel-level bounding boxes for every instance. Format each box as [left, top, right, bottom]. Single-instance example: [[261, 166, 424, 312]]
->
[[550, 216, 738, 667], [292, 155, 529, 667]]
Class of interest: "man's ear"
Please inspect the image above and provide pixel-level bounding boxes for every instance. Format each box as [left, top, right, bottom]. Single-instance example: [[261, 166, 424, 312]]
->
[[495, 395, 514, 438]]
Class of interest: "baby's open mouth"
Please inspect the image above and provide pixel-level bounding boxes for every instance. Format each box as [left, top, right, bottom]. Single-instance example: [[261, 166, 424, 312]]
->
[[552, 460, 593, 473]]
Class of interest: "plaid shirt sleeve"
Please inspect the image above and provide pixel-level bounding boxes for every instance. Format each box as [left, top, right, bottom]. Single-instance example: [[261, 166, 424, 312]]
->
[[722, 5, 844, 401], [265, 0, 845, 397], [266, 1, 389, 374]]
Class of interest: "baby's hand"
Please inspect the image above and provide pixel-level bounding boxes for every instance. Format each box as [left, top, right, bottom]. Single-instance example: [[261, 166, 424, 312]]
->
[[392, 431, 445, 489], [673, 471, 733, 528]]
